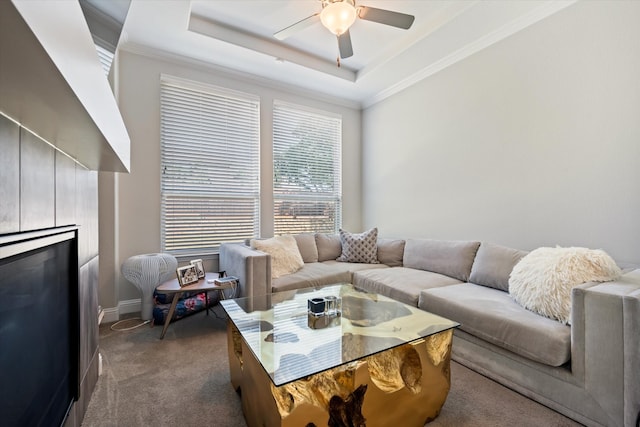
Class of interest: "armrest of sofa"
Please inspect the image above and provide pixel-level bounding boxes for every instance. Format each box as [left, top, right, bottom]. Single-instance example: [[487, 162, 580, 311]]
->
[[571, 269, 640, 427], [219, 243, 271, 299]]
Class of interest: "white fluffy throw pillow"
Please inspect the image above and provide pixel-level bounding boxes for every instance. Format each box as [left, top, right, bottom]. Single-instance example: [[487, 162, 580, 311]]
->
[[251, 235, 304, 279], [509, 246, 621, 324]]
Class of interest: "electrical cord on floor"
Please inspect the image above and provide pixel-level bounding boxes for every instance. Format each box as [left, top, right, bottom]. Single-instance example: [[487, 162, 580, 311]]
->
[[110, 318, 151, 331]]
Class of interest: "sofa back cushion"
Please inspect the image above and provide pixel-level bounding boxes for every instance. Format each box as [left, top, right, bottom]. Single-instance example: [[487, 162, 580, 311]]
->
[[469, 242, 528, 292], [377, 239, 405, 267], [403, 239, 480, 281], [293, 233, 319, 263], [316, 233, 342, 261]]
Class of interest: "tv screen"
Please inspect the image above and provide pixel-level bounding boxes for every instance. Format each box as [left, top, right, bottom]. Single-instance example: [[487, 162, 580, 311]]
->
[[0, 234, 77, 427]]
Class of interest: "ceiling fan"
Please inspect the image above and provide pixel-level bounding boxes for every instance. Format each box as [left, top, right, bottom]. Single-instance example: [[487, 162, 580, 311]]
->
[[274, 0, 415, 59]]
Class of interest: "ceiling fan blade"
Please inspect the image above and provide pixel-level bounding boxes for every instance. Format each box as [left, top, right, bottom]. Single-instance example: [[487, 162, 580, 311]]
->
[[273, 13, 319, 40], [358, 6, 415, 29], [337, 30, 353, 58]]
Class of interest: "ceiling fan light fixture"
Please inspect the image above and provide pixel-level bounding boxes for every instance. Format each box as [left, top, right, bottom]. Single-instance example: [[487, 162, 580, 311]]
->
[[320, 0, 357, 36]]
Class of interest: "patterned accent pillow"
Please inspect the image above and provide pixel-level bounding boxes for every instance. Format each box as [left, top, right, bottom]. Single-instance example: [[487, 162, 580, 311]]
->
[[337, 228, 380, 264]]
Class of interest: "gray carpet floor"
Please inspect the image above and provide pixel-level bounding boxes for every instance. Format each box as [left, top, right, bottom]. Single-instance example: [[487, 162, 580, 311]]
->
[[82, 307, 582, 427]]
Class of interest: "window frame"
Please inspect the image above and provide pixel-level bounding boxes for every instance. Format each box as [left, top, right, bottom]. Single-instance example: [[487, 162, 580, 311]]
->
[[159, 75, 261, 257], [272, 100, 343, 236]]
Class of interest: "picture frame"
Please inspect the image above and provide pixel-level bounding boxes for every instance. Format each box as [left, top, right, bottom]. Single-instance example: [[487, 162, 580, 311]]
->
[[176, 265, 199, 287], [190, 258, 205, 279]]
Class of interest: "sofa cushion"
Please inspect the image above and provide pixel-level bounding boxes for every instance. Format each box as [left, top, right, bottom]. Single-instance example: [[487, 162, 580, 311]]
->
[[403, 239, 480, 282], [321, 260, 388, 274], [509, 246, 622, 324], [353, 267, 462, 307], [271, 263, 352, 293], [337, 228, 380, 264], [419, 283, 571, 367], [316, 233, 342, 261], [377, 238, 405, 267], [469, 242, 528, 292], [251, 235, 304, 279], [294, 233, 319, 263]]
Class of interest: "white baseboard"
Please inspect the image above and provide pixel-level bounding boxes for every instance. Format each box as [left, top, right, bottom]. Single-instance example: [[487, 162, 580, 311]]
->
[[119, 298, 141, 315], [101, 307, 119, 324], [100, 298, 141, 324]]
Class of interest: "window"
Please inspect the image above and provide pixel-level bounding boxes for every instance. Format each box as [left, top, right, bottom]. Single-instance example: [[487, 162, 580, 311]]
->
[[91, 36, 115, 76], [160, 76, 260, 256], [273, 101, 342, 235]]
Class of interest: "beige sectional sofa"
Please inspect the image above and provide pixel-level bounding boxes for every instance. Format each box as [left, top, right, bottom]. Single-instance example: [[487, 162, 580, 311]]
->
[[219, 233, 640, 427]]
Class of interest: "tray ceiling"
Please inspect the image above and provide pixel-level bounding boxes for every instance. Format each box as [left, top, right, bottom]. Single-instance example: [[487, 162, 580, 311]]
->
[[107, 0, 576, 107]]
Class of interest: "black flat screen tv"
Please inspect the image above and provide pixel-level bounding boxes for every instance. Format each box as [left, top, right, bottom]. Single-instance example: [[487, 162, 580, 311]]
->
[[0, 229, 79, 427]]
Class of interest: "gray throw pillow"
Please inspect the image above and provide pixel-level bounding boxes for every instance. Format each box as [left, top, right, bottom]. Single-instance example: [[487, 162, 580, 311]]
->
[[469, 242, 528, 292], [337, 228, 380, 264]]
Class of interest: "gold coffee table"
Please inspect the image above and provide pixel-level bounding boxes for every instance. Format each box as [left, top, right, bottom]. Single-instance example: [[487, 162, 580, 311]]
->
[[220, 284, 459, 427]]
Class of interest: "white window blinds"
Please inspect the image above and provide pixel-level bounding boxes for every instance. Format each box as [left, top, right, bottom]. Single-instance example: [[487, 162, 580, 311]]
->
[[160, 76, 260, 256], [273, 101, 342, 235], [92, 36, 114, 76], [95, 43, 114, 76]]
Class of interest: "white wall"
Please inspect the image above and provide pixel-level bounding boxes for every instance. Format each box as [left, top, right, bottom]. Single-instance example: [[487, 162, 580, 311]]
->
[[362, 1, 640, 264], [100, 49, 362, 308]]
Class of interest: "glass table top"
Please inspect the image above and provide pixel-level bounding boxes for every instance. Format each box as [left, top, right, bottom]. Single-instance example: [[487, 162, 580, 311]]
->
[[220, 284, 459, 386]]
